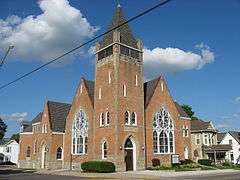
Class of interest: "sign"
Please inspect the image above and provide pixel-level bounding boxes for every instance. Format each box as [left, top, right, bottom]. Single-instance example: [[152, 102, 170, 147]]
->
[[171, 154, 180, 164]]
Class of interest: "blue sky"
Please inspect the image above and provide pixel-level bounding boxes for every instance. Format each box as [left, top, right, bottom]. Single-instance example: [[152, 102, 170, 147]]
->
[[0, 0, 240, 138]]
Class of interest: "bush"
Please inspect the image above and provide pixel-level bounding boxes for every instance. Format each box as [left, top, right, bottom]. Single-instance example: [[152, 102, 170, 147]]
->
[[180, 159, 194, 165], [81, 161, 115, 173], [198, 159, 212, 166], [152, 158, 160, 167], [222, 162, 233, 167]]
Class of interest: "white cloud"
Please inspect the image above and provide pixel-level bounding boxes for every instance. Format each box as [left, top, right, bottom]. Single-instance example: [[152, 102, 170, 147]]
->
[[0, 0, 98, 63], [1, 112, 28, 122], [235, 97, 240, 102], [143, 43, 215, 79]]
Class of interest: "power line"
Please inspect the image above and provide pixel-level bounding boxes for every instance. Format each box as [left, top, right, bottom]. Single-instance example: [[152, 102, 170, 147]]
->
[[0, 0, 172, 91], [0, 45, 14, 68]]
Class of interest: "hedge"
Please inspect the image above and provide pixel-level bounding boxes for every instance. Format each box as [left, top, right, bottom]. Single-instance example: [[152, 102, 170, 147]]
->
[[81, 161, 116, 173], [152, 158, 160, 167], [198, 159, 212, 166]]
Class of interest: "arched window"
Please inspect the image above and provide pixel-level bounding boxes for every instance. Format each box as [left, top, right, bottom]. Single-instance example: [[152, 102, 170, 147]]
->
[[125, 111, 130, 125], [100, 112, 105, 126], [153, 131, 158, 153], [131, 112, 137, 125], [56, 147, 62, 160], [153, 108, 174, 154], [26, 146, 31, 157], [106, 112, 110, 125], [72, 109, 88, 155], [102, 141, 107, 159]]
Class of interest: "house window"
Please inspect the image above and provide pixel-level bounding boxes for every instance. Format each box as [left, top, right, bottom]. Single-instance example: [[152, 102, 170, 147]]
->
[[26, 146, 31, 157], [34, 140, 37, 154], [125, 111, 130, 125], [6, 147, 11, 153], [229, 140, 233, 145], [153, 108, 174, 154], [196, 135, 200, 145], [98, 88, 102, 99], [100, 113, 105, 126], [102, 141, 107, 159], [204, 134, 208, 145], [131, 112, 137, 125], [106, 112, 110, 125], [56, 147, 62, 160], [72, 109, 88, 155]]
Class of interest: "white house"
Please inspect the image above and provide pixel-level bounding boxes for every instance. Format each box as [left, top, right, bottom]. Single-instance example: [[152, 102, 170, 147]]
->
[[219, 131, 240, 164], [0, 139, 19, 164]]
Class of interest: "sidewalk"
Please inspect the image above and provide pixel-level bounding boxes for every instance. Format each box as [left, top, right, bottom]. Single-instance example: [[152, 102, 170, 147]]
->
[[37, 169, 240, 179]]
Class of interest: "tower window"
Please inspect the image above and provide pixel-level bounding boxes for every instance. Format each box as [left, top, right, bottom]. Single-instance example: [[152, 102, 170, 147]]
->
[[98, 46, 113, 61], [123, 84, 126, 97], [135, 75, 138, 86], [125, 111, 130, 125], [26, 146, 31, 157], [108, 71, 111, 84], [80, 84, 83, 94], [100, 113, 105, 126], [99, 88, 102, 99], [56, 147, 62, 160], [131, 112, 137, 125], [102, 141, 108, 159], [106, 112, 110, 125]]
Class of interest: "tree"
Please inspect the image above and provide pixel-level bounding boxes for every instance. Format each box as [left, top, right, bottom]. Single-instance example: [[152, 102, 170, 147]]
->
[[181, 104, 198, 120], [0, 117, 7, 140], [10, 133, 20, 143]]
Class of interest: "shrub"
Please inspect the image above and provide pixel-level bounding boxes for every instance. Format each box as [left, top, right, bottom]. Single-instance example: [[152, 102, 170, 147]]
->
[[152, 158, 160, 167], [180, 159, 194, 165], [81, 161, 115, 173], [0, 161, 16, 165], [198, 159, 212, 166], [222, 162, 233, 167]]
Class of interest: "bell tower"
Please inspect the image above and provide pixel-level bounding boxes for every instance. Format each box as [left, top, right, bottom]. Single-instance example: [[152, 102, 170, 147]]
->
[[93, 5, 145, 171]]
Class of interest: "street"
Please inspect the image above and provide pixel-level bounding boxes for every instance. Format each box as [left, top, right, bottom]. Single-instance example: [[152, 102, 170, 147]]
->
[[1, 171, 240, 180]]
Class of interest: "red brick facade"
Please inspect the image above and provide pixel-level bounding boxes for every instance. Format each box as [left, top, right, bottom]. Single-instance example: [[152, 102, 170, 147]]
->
[[19, 6, 192, 171]]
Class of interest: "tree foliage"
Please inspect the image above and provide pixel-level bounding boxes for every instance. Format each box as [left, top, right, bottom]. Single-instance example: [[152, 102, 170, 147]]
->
[[10, 133, 20, 143], [181, 104, 198, 120], [0, 117, 7, 140]]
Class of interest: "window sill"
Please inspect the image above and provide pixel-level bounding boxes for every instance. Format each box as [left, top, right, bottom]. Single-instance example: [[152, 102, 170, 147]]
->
[[153, 152, 174, 155]]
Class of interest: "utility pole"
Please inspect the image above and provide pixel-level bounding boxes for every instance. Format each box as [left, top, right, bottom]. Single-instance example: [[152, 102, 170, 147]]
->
[[0, 45, 14, 67]]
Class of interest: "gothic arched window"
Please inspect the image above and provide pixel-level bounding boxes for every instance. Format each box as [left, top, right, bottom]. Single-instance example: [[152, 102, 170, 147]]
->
[[56, 147, 62, 160], [125, 111, 130, 125], [153, 108, 174, 154], [102, 141, 107, 159], [106, 111, 110, 125], [131, 112, 137, 125], [72, 109, 88, 155], [26, 146, 31, 157], [100, 112, 105, 126]]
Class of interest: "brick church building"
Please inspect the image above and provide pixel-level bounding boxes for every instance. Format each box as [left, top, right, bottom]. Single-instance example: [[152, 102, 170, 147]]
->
[[19, 6, 192, 171]]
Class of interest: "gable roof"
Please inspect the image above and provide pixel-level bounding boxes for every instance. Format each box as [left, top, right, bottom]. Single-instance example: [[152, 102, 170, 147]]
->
[[229, 131, 240, 144], [22, 112, 43, 132], [174, 102, 190, 118], [47, 101, 71, 133], [144, 77, 161, 107], [191, 119, 215, 132], [83, 79, 95, 106], [217, 132, 226, 143], [100, 6, 137, 49]]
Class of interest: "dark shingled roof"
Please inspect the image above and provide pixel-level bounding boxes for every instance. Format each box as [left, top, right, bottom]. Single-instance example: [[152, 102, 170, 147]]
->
[[83, 79, 95, 106], [229, 131, 240, 144], [191, 119, 214, 131], [217, 132, 226, 143], [174, 102, 190, 118], [100, 6, 137, 49], [47, 101, 71, 133], [22, 112, 42, 132], [144, 77, 160, 107], [204, 144, 232, 152]]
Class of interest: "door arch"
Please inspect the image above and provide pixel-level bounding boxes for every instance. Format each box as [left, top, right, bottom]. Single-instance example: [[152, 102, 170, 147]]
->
[[124, 137, 136, 171], [41, 145, 47, 169]]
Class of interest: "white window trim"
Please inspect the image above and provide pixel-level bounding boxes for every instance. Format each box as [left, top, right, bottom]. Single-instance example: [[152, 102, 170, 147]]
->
[[108, 71, 111, 84], [105, 112, 110, 126], [101, 141, 107, 160], [56, 147, 63, 160], [125, 111, 131, 125], [99, 88, 102, 99], [131, 112, 137, 126], [100, 113, 105, 127]]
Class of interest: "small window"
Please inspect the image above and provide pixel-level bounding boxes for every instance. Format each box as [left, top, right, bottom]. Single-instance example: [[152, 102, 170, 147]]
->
[[106, 112, 110, 125], [153, 131, 158, 153], [108, 71, 111, 84], [99, 88, 102, 99], [161, 82, 164, 92], [100, 113, 105, 126], [131, 112, 137, 125], [34, 140, 37, 154], [125, 111, 130, 125], [135, 75, 138, 86], [229, 140, 233, 145], [123, 84, 126, 97], [56, 147, 62, 160], [26, 146, 31, 157], [102, 141, 107, 159], [80, 84, 83, 93], [85, 137, 88, 154]]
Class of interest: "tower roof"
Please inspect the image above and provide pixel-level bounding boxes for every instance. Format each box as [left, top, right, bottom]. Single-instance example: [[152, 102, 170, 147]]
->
[[100, 6, 137, 49]]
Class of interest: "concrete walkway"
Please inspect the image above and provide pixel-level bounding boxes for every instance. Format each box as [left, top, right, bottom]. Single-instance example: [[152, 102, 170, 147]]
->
[[37, 169, 240, 179]]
